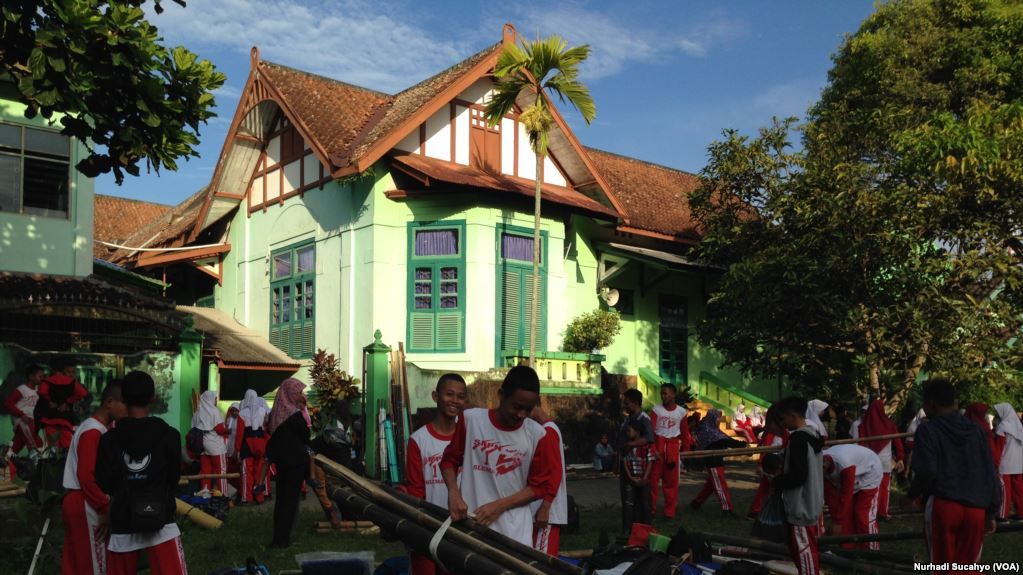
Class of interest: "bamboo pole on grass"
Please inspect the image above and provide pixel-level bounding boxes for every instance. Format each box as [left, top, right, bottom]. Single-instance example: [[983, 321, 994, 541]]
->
[[316, 455, 553, 575], [178, 473, 240, 484]]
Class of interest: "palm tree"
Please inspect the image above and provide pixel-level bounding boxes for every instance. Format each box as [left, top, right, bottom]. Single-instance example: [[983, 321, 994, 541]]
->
[[485, 34, 596, 367]]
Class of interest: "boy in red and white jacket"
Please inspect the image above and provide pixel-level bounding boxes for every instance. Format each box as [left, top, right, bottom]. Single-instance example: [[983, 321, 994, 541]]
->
[[529, 403, 567, 556], [822, 444, 883, 550], [35, 358, 88, 449], [4, 364, 44, 456], [442, 366, 560, 547], [400, 374, 467, 575], [649, 383, 689, 519], [61, 380, 126, 574]]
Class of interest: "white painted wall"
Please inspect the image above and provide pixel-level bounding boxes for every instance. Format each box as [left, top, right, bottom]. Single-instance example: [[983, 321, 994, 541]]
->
[[394, 129, 420, 154], [424, 108, 451, 161]]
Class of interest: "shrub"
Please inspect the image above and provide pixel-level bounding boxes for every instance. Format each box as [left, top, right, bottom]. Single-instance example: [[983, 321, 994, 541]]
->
[[308, 348, 360, 431], [563, 309, 622, 353]]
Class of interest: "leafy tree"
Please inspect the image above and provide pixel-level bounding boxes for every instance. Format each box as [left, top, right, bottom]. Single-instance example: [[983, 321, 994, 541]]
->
[[691, 0, 1023, 409], [562, 308, 622, 353], [485, 35, 596, 367], [1, 0, 225, 183]]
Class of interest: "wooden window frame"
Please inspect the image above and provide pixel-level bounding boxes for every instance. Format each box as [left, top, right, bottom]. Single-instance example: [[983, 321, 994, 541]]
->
[[269, 239, 316, 359], [406, 220, 467, 354], [494, 224, 549, 365], [0, 122, 72, 220]]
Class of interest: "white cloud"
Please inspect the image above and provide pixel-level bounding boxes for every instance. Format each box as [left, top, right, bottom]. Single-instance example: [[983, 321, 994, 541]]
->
[[750, 78, 824, 120], [147, 0, 469, 93], [509, 6, 746, 79]]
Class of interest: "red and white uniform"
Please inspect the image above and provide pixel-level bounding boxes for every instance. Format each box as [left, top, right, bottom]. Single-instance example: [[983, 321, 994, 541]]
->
[[37, 373, 88, 448], [649, 404, 687, 518], [994, 403, 1023, 519], [440, 408, 559, 546], [61, 417, 110, 575], [403, 423, 456, 575], [749, 431, 787, 516], [531, 421, 567, 556], [823, 445, 882, 550], [852, 416, 905, 519], [4, 384, 42, 453]]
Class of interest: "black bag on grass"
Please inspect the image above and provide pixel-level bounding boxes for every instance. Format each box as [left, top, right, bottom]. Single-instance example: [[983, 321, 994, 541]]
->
[[622, 552, 673, 574], [718, 560, 769, 575]]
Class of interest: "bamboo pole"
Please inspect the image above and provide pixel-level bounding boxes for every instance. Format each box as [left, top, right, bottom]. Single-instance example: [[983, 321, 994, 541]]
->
[[0, 482, 23, 492], [314, 520, 376, 529], [179, 473, 240, 484], [0, 487, 26, 498], [328, 483, 516, 575], [681, 432, 913, 460], [175, 498, 223, 529], [316, 455, 554, 575], [820, 521, 1023, 545], [691, 531, 914, 575]]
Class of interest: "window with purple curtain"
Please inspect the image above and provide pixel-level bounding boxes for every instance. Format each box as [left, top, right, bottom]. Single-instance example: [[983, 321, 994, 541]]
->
[[502, 233, 537, 263], [415, 229, 458, 256]]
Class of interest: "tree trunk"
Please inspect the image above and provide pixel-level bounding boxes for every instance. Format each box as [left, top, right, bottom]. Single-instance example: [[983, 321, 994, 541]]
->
[[529, 152, 542, 368], [888, 343, 929, 415]]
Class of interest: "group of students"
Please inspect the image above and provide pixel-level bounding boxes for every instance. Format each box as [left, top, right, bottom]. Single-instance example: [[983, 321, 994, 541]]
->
[[397, 366, 568, 574], [4, 360, 91, 461], [189, 389, 273, 503]]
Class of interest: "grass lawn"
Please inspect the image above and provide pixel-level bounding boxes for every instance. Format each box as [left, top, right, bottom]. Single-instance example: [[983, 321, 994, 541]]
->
[[5, 465, 1023, 574]]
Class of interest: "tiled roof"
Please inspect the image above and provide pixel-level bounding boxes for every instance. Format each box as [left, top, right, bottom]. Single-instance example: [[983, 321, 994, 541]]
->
[[391, 154, 619, 220], [585, 148, 703, 241], [106, 188, 209, 266], [178, 305, 299, 369], [259, 62, 390, 166], [350, 43, 502, 163], [93, 195, 171, 261], [0, 272, 176, 310]]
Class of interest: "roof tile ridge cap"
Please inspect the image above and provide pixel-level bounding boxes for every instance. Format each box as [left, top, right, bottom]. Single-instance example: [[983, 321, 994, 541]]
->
[[584, 146, 701, 178], [391, 41, 502, 98], [260, 59, 394, 98], [95, 194, 175, 208]]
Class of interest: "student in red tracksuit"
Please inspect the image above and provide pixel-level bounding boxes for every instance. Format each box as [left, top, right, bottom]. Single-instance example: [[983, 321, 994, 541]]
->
[[530, 403, 567, 556], [854, 399, 905, 520], [61, 381, 126, 575], [4, 364, 44, 456], [748, 407, 787, 518], [910, 379, 1001, 572], [441, 366, 560, 547], [236, 390, 271, 504], [690, 409, 745, 516], [192, 390, 229, 495], [649, 383, 688, 519], [994, 403, 1023, 520], [822, 444, 883, 550], [35, 358, 88, 449], [772, 396, 825, 575], [399, 374, 467, 575]]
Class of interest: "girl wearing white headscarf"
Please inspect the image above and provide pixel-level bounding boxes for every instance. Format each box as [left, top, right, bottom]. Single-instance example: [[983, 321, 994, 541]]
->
[[806, 399, 830, 440], [731, 404, 756, 443], [191, 389, 229, 494], [995, 403, 1023, 519], [237, 389, 272, 503], [226, 402, 241, 458]]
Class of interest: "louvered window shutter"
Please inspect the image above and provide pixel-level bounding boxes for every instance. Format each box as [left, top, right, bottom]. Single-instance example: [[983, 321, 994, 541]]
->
[[501, 269, 521, 352]]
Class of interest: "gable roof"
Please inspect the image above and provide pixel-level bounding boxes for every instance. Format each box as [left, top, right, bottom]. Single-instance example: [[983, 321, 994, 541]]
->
[[106, 187, 209, 266], [93, 195, 172, 261], [585, 147, 703, 243]]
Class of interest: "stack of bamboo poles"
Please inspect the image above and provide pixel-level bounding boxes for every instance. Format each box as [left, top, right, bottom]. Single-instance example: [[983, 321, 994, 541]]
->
[[680, 432, 913, 460], [0, 481, 25, 499], [316, 455, 581, 575]]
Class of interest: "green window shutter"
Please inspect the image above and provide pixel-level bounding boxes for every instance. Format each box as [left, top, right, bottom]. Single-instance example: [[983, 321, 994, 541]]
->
[[279, 324, 292, 356], [409, 313, 435, 351], [269, 326, 285, 353], [501, 269, 521, 352], [298, 323, 314, 357], [436, 312, 463, 350]]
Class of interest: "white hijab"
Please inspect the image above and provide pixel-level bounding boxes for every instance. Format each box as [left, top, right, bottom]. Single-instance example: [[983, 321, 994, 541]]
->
[[995, 403, 1023, 441], [192, 390, 224, 431], [806, 399, 829, 437], [226, 402, 241, 456], [733, 403, 748, 425], [238, 389, 269, 431], [907, 408, 927, 435], [750, 406, 764, 427]]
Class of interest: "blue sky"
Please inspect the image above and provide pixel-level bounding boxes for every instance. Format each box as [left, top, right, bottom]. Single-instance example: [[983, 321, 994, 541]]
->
[[100, 0, 876, 206]]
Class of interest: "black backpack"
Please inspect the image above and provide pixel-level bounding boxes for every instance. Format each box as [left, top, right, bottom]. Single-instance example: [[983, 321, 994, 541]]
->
[[110, 426, 173, 533], [622, 552, 673, 574]]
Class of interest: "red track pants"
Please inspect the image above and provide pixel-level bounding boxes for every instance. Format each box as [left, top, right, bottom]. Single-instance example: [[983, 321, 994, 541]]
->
[[693, 466, 733, 511], [11, 419, 42, 454], [199, 453, 227, 494], [533, 524, 562, 557], [650, 437, 681, 518], [61, 490, 106, 575], [107, 536, 188, 575], [878, 472, 893, 518], [837, 488, 879, 550], [925, 497, 986, 574], [240, 455, 270, 503], [749, 476, 772, 516], [788, 523, 821, 575], [1001, 474, 1023, 519]]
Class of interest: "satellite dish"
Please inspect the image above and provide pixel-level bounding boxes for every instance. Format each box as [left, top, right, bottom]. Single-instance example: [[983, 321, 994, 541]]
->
[[602, 288, 620, 307]]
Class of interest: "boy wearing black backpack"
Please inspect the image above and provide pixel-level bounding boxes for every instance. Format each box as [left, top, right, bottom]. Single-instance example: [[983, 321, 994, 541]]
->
[[96, 371, 186, 575]]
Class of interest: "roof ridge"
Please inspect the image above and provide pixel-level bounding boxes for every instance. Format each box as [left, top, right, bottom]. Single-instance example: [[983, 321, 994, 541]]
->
[[96, 194, 173, 208], [394, 41, 502, 97], [585, 146, 701, 178], [260, 60, 394, 99]]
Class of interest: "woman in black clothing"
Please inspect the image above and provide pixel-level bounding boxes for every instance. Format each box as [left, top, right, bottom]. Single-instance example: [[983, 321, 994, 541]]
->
[[266, 378, 312, 548]]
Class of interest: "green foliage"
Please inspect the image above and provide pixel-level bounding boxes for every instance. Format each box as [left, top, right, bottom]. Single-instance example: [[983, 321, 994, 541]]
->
[[562, 309, 622, 353], [0, 0, 225, 183], [690, 0, 1023, 408]]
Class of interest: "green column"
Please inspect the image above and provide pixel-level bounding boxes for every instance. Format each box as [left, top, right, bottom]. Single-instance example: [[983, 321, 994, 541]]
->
[[179, 315, 204, 441], [363, 329, 391, 479]]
